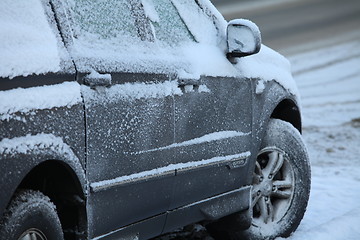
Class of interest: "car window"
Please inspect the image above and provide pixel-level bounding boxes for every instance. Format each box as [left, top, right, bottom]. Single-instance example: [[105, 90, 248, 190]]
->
[[143, 0, 195, 46], [171, 0, 221, 45], [70, 0, 138, 43], [64, 0, 162, 72], [71, 0, 138, 40]]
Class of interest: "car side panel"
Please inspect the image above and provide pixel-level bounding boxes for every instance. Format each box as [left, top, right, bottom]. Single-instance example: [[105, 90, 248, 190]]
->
[[171, 76, 253, 209], [249, 80, 301, 183]]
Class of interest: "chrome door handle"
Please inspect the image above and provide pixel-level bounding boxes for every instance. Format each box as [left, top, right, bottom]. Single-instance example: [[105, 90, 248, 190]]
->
[[83, 72, 112, 88], [178, 79, 200, 93]]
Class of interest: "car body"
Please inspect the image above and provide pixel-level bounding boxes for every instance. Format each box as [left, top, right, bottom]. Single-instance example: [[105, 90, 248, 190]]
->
[[0, 0, 309, 240]]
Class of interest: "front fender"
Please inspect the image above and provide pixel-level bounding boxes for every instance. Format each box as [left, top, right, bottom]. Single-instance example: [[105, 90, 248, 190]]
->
[[0, 133, 86, 217], [247, 80, 301, 183], [254, 80, 300, 136]]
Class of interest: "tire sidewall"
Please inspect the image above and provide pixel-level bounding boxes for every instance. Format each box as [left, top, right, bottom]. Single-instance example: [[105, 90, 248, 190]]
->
[[0, 190, 64, 240]]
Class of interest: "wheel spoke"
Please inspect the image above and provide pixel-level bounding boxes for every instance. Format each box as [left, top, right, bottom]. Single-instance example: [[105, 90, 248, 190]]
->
[[252, 185, 260, 198], [258, 197, 274, 224], [272, 189, 292, 199], [265, 151, 284, 178], [273, 180, 293, 189], [30, 233, 37, 240], [255, 161, 262, 175], [258, 197, 268, 223], [251, 192, 261, 208], [267, 198, 274, 223]]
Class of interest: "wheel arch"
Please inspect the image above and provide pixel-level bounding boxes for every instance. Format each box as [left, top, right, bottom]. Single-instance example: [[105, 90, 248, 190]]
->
[[0, 133, 87, 239], [18, 159, 87, 240], [270, 99, 302, 134]]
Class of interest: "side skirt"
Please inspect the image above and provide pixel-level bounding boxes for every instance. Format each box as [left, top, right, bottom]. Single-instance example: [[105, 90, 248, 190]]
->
[[93, 186, 251, 240]]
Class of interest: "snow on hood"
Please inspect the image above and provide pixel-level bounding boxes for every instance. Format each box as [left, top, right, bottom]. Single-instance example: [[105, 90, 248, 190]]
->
[[236, 44, 299, 97], [179, 41, 298, 99]]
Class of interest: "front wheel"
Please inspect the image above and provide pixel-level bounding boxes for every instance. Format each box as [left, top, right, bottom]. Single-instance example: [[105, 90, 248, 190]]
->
[[0, 190, 64, 240], [208, 119, 311, 240]]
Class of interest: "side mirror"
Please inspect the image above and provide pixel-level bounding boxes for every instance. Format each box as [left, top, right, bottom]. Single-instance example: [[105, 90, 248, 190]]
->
[[226, 19, 262, 58]]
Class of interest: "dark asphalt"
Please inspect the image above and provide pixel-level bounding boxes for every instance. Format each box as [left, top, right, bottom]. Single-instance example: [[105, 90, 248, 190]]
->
[[214, 0, 360, 54]]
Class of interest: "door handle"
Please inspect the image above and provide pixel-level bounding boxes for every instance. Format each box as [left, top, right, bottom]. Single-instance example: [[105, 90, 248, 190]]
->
[[178, 79, 200, 93], [83, 72, 112, 88]]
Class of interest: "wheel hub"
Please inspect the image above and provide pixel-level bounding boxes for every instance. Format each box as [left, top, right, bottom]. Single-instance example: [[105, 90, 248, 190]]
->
[[260, 181, 273, 196]]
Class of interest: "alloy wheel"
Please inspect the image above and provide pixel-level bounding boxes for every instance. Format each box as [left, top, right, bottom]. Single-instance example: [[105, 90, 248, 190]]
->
[[251, 147, 295, 225]]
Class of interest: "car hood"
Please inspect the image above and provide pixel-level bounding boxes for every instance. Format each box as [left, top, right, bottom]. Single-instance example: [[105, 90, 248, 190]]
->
[[235, 44, 299, 97]]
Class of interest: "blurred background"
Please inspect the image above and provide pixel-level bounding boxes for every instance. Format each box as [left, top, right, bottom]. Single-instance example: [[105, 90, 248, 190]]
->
[[214, 0, 360, 55]]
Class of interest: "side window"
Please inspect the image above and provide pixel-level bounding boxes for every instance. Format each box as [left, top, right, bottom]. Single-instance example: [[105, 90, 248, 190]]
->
[[142, 0, 195, 46], [171, 0, 220, 45], [71, 0, 137, 40], [65, 0, 155, 72]]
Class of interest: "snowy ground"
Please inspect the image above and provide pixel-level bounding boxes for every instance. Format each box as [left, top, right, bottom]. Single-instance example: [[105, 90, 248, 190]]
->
[[154, 26, 360, 240]]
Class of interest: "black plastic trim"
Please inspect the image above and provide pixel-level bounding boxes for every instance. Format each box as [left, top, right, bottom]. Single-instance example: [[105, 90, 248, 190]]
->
[[0, 73, 76, 91]]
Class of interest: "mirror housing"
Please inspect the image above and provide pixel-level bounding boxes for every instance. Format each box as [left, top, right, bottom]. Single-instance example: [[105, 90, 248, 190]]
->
[[226, 19, 262, 58]]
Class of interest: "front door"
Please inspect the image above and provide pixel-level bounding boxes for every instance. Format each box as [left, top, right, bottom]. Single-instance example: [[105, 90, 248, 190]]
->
[[161, 0, 254, 209], [171, 75, 253, 208]]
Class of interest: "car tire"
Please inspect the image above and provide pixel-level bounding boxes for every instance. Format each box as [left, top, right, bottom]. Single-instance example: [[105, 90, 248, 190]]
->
[[0, 190, 64, 240], [207, 119, 311, 240]]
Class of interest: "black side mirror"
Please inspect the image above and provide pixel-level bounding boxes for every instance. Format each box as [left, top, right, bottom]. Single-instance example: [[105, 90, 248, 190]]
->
[[226, 19, 262, 58]]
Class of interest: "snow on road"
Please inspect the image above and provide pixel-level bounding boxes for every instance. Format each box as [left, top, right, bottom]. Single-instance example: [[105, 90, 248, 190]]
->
[[280, 32, 360, 240]]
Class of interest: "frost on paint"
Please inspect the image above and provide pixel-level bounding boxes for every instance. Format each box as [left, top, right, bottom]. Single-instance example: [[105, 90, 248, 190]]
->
[[91, 152, 251, 190], [0, 0, 62, 78], [0, 133, 86, 185], [0, 82, 82, 121], [81, 80, 182, 106]]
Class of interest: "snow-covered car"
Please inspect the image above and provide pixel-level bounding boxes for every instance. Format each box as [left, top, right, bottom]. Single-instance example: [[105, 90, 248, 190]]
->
[[0, 0, 311, 239]]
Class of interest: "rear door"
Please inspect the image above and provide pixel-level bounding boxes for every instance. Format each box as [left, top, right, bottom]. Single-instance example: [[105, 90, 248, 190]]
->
[[54, 0, 177, 238]]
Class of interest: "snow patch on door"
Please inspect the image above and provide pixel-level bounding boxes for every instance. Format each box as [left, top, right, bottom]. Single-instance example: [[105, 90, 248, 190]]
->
[[82, 80, 182, 105], [0, 82, 82, 121], [136, 131, 250, 154]]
